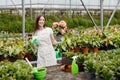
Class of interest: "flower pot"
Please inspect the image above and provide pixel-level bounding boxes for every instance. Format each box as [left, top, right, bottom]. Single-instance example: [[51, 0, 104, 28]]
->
[[77, 62, 84, 72], [82, 48, 89, 54], [93, 47, 99, 53], [61, 57, 66, 65], [60, 64, 71, 72], [74, 47, 80, 53], [61, 57, 72, 65], [2, 58, 9, 62], [9, 56, 17, 62], [25, 54, 34, 61], [0, 56, 4, 61], [68, 49, 74, 53], [97, 76, 104, 80], [115, 75, 120, 80], [85, 71, 96, 80], [16, 53, 25, 59]]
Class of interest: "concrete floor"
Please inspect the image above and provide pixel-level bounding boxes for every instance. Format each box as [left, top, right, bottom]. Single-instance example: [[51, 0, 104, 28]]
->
[[31, 59, 88, 80], [44, 65, 88, 80]]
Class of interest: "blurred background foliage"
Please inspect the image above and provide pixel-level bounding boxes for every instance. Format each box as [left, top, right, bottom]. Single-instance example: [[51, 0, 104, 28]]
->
[[1, 10, 120, 33]]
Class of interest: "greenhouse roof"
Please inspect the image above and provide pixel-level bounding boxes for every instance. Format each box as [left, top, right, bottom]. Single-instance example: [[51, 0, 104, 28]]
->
[[0, 0, 120, 10]]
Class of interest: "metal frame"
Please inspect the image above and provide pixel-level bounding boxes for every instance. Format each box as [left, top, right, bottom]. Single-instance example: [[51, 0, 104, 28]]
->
[[105, 0, 120, 30], [1, 0, 120, 38], [80, 0, 98, 29], [22, 0, 25, 38], [100, 0, 104, 30], [79, 0, 120, 30]]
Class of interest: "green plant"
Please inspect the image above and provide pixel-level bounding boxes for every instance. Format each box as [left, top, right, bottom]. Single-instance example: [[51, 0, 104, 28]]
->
[[0, 38, 24, 58], [77, 54, 85, 62], [23, 40, 37, 55], [80, 33, 91, 48], [84, 59, 96, 73], [0, 60, 32, 80], [63, 52, 76, 59], [89, 34, 102, 48]]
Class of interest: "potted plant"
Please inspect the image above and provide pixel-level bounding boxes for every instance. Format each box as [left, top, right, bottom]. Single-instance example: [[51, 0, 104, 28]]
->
[[80, 33, 91, 54], [89, 34, 102, 53], [77, 54, 85, 72], [84, 59, 96, 80], [61, 52, 75, 65], [23, 40, 37, 61]]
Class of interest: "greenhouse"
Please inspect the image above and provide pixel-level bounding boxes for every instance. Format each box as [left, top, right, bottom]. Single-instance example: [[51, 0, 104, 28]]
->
[[0, 0, 120, 80]]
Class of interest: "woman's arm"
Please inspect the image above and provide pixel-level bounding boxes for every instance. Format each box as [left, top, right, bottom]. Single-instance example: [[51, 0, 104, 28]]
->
[[50, 34, 59, 45]]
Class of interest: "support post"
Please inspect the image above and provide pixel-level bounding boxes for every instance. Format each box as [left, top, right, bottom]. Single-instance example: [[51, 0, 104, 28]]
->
[[105, 0, 120, 30], [30, 0, 32, 20], [100, 0, 104, 30], [22, 0, 25, 39], [69, 0, 72, 18], [80, 0, 98, 29]]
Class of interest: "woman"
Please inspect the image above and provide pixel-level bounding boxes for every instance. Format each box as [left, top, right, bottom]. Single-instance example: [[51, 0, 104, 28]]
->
[[33, 15, 58, 67]]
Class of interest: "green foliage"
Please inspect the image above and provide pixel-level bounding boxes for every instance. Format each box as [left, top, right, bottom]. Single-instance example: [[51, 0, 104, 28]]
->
[[0, 60, 32, 80], [65, 18, 74, 28], [0, 38, 24, 57], [103, 17, 109, 26], [1, 11, 120, 32], [114, 10, 120, 19], [110, 17, 118, 25], [23, 40, 37, 55], [25, 17, 34, 33]]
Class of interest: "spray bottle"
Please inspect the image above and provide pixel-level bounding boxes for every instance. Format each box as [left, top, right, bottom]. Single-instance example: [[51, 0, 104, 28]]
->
[[71, 56, 79, 74]]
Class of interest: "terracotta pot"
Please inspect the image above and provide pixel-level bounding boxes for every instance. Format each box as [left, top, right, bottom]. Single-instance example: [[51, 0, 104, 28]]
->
[[0, 56, 10, 62], [16, 53, 25, 59], [93, 47, 99, 53], [2, 58, 9, 62], [25, 54, 34, 61], [74, 47, 80, 53], [82, 48, 89, 54], [60, 64, 71, 72], [68, 49, 74, 53]]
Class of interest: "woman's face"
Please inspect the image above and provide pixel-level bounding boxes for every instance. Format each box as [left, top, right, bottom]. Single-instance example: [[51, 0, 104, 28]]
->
[[38, 16, 45, 27]]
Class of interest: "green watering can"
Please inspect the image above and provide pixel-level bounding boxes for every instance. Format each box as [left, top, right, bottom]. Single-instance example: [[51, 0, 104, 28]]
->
[[25, 58, 47, 80], [32, 67, 47, 80]]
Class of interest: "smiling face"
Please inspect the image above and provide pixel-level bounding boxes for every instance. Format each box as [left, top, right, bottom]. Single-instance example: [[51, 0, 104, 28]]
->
[[38, 16, 45, 27], [34, 15, 46, 32]]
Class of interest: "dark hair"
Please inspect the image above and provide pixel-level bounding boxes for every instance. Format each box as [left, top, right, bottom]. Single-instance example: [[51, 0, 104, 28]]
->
[[34, 15, 46, 33]]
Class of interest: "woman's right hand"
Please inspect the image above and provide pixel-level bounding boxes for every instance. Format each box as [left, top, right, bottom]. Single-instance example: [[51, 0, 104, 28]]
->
[[60, 29, 65, 35]]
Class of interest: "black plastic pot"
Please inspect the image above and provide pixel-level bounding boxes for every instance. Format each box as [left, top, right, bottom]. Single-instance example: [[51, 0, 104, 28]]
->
[[115, 75, 120, 80], [85, 71, 96, 80], [77, 62, 84, 72], [61, 57, 72, 65], [96, 76, 104, 80]]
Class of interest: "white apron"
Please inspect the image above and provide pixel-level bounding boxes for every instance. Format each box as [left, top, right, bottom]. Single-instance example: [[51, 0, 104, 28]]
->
[[35, 27, 57, 67]]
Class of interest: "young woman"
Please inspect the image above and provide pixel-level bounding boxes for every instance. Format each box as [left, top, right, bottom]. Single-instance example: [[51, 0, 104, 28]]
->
[[33, 15, 58, 67]]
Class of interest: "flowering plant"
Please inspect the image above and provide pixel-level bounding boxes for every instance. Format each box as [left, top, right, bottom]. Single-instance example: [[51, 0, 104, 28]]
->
[[52, 20, 67, 35]]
